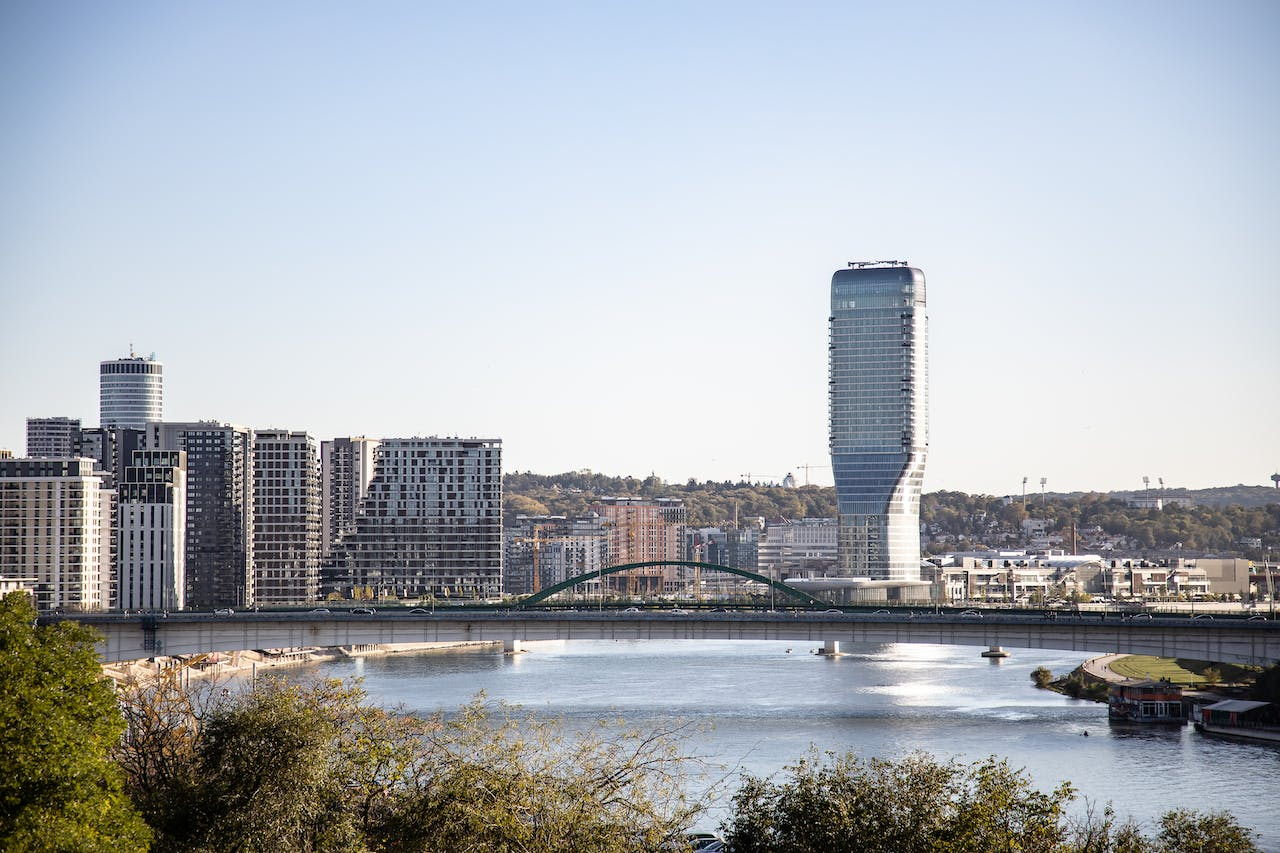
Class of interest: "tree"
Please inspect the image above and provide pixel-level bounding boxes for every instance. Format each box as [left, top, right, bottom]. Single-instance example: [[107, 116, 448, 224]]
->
[[1032, 666, 1054, 688], [721, 750, 1073, 853], [376, 698, 707, 852], [1155, 808, 1259, 852], [118, 677, 707, 852], [0, 592, 152, 851]]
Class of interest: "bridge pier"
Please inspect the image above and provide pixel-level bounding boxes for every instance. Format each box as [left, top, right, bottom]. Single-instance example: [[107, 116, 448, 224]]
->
[[981, 645, 1010, 659], [503, 639, 525, 655], [817, 639, 845, 657]]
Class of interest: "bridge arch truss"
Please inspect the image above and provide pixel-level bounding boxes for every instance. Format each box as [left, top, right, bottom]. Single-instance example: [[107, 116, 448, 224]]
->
[[517, 560, 825, 608]]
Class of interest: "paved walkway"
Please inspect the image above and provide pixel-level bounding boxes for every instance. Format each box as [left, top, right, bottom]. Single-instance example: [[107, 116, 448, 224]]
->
[[1082, 653, 1130, 683]]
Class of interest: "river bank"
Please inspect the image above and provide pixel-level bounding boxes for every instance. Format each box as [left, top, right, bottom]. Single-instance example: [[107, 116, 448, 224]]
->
[[103, 640, 502, 684]]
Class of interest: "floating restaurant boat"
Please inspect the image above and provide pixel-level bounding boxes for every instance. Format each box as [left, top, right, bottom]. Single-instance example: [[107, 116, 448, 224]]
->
[[1108, 680, 1186, 725], [1195, 699, 1280, 743]]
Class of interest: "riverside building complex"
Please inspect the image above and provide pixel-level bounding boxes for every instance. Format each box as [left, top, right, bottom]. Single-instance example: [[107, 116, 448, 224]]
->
[[828, 261, 929, 583]]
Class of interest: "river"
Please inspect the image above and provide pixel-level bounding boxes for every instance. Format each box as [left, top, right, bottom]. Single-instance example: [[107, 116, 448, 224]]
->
[[285, 639, 1279, 847]]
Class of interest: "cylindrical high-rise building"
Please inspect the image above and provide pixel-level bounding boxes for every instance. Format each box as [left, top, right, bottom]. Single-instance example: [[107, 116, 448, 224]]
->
[[829, 262, 928, 581], [100, 353, 163, 429]]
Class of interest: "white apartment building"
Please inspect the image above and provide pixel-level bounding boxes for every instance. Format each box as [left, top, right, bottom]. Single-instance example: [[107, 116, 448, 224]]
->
[[253, 430, 322, 604], [320, 436, 380, 560], [118, 450, 187, 610], [0, 458, 113, 612]]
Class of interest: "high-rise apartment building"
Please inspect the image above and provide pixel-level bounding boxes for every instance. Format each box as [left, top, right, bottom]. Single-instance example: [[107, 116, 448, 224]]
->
[[757, 518, 839, 580], [100, 353, 163, 429], [25, 417, 81, 457], [118, 450, 187, 611], [253, 430, 321, 604], [503, 513, 606, 596], [146, 422, 254, 608], [78, 426, 147, 485], [330, 438, 502, 600], [591, 497, 686, 595], [320, 437, 380, 561], [0, 458, 113, 612], [829, 261, 928, 580]]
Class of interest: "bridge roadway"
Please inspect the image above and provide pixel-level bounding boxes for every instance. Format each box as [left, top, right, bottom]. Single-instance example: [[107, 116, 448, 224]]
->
[[48, 609, 1280, 666]]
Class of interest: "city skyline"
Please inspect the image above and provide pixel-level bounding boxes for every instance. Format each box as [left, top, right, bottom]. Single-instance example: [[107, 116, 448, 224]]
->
[[2, 2, 1277, 496]]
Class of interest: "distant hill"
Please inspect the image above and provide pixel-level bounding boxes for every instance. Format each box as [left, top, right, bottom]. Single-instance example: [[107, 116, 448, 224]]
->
[[503, 472, 1279, 555], [1045, 485, 1280, 509], [503, 470, 836, 527]]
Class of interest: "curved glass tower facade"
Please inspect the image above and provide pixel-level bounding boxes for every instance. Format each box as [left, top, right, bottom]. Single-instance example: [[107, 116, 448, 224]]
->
[[829, 263, 927, 580], [100, 355, 163, 429]]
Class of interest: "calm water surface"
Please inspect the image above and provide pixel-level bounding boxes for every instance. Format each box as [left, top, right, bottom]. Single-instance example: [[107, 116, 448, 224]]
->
[[289, 640, 1278, 846]]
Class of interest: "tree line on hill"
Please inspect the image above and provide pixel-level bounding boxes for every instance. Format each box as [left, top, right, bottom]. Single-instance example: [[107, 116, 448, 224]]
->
[[0, 591, 1261, 852], [504, 472, 1280, 558]]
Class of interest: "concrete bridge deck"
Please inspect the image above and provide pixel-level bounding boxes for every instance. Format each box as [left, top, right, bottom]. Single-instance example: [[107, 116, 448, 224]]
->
[[44, 609, 1280, 666]]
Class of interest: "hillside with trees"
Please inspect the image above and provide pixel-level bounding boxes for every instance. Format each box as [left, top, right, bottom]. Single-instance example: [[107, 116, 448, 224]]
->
[[504, 473, 1280, 558], [503, 470, 837, 527]]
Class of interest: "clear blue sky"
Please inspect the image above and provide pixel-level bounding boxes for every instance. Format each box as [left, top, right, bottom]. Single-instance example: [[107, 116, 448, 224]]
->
[[2, 1, 1277, 496]]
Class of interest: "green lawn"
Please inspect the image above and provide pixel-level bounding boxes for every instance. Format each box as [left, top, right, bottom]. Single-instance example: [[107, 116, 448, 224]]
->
[[1108, 655, 1258, 685]]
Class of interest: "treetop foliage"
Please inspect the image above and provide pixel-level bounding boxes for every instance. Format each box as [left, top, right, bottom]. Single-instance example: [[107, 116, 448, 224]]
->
[[0, 591, 152, 852]]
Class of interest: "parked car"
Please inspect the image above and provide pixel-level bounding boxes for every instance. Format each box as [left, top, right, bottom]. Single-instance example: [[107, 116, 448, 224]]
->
[[214, 608, 234, 616]]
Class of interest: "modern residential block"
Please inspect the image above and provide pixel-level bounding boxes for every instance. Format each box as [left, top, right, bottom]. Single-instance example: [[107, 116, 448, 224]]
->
[[118, 450, 187, 611], [0, 457, 113, 612], [25, 416, 81, 458], [329, 438, 502, 601], [146, 422, 254, 608], [503, 513, 606, 596], [591, 497, 686, 595], [320, 436, 380, 561], [253, 430, 321, 604]]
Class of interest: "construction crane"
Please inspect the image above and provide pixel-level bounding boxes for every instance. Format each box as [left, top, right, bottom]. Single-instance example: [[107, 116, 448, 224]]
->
[[796, 463, 831, 486], [739, 472, 781, 485]]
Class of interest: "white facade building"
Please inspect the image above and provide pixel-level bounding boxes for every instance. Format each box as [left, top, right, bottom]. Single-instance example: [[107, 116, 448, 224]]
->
[[320, 437, 380, 560], [253, 430, 322, 604], [0, 457, 113, 612], [100, 353, 164, 429], [118, 450, 187, 611]]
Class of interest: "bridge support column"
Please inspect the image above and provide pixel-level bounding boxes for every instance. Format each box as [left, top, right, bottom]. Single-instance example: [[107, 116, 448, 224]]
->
[[981, 646, 1010, 659], [503, 639, 524, 655], [818, 639, 844, 657]]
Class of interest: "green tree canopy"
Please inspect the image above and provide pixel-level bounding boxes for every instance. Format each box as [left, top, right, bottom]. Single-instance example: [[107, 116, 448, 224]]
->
[[0, 592, 151, 851]]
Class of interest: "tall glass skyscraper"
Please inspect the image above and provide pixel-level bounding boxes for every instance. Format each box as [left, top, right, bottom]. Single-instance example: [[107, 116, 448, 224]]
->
[[829, 262, 928, 580]]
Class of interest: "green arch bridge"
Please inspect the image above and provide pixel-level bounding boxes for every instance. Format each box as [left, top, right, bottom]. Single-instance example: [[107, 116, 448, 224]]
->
[[516, 560, 825, 608]]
